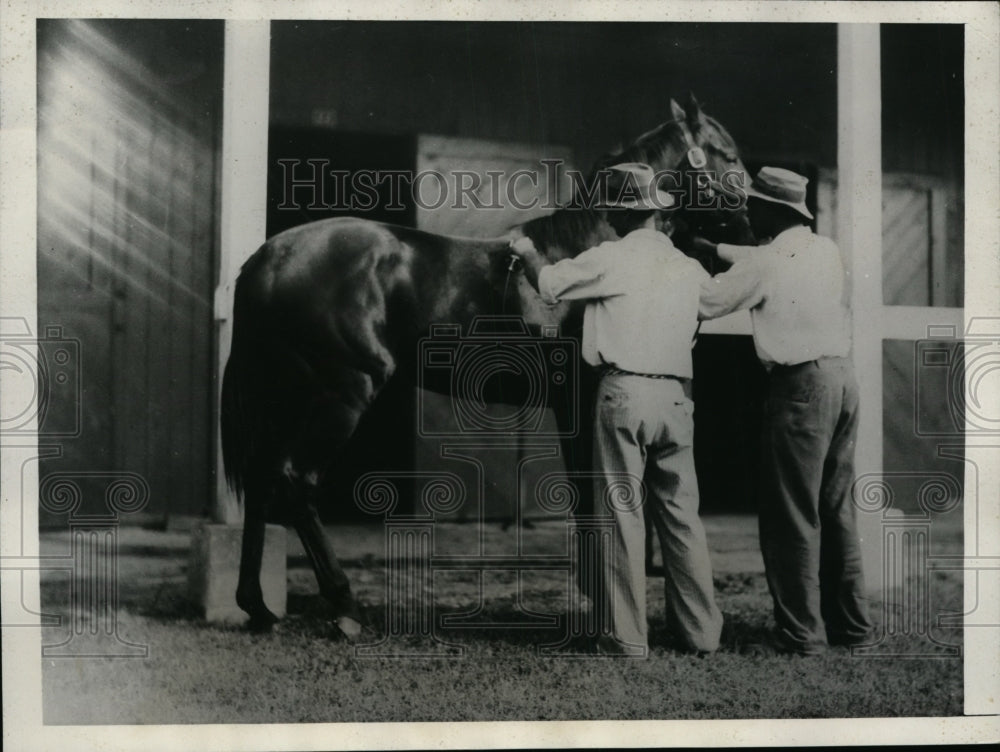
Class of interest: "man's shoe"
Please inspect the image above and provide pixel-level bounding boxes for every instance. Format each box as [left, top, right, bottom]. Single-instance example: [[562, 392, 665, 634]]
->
[[828, 628, 876, 648], [594, 635, 647, 657], [743, 630, 825, 657]]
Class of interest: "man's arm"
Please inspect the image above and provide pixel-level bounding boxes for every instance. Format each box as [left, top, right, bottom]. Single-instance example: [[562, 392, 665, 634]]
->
[[716, 242, 757, 265], [511, 236, 618, 304], [698, 258, 767, 320], [688, 235, 757, 265]]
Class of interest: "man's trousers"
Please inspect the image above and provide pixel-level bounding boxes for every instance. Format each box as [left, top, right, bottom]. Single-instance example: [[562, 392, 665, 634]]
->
[[760, 356, 873, 654], [592, 373, 723, 654]]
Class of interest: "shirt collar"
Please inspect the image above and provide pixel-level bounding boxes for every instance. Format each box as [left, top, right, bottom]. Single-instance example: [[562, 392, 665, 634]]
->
[[626, 228, 673, 245], [770, 225, 812, 249], [767, 225, 813, 251]]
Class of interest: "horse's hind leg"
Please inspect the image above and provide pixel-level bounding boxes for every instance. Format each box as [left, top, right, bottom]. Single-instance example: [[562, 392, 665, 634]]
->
[[236, 475, 279, 632], [292, 481, 363, 639], [288, 376, 383, 640]]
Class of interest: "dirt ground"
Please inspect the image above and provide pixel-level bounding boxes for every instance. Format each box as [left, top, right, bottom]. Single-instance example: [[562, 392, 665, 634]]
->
[[38, 512, 964, 724]]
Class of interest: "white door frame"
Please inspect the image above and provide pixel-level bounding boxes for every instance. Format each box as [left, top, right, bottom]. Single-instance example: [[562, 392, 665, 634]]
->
[[213, 20, 271, 524]]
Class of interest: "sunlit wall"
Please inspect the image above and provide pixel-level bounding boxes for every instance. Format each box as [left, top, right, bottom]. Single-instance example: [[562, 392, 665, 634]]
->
[[36, 19, 223, 522]]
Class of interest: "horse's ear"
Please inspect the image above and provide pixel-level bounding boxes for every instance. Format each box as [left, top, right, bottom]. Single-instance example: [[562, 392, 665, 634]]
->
[[684, 91, 706, 127], [670, 97, 686, 123]]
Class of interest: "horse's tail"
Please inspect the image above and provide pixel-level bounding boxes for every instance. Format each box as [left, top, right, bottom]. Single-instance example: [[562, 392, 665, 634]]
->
[[220, 342, 246, 499], [220, 266, 263, 501]]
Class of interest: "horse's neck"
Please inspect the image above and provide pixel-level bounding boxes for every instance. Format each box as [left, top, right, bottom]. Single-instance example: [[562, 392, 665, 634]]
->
[[522, 206, 616, 263]]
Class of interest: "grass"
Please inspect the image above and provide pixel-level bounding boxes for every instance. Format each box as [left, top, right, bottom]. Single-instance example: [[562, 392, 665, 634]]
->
[[38, 514, 964, 724]]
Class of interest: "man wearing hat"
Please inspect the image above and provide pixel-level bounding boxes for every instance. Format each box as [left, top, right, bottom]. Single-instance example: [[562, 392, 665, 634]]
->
[[512, 162, 724, 657], [697, 166, 873, 655]]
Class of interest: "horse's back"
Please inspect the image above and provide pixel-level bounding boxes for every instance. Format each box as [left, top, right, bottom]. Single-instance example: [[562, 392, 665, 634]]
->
[[232, 218, 507, 397], [239, 217, 397, 304]]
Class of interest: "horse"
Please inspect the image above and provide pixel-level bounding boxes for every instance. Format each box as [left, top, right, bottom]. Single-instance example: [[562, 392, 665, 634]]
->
[[221, 94, 752, 637]]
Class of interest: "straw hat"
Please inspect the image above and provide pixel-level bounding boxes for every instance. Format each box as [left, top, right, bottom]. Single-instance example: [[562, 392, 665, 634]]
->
[[744, 166, 813, 219], [600, 162, 675, 210]]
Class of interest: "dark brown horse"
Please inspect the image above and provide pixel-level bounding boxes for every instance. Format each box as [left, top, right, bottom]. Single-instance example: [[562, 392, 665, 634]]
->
[[221, 95, 751, 636]]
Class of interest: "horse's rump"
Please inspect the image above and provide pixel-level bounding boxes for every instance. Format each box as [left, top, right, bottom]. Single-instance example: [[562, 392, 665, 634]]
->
[[221, 217, 515, 493]]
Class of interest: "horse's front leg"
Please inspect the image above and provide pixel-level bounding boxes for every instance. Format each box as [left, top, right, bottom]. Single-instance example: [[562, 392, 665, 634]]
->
[[292, 481, 363, 639]]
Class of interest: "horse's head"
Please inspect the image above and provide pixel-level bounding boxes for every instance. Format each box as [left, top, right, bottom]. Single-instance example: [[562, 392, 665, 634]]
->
[[590, 92, 754, 268], [506, 94, 752, 325]]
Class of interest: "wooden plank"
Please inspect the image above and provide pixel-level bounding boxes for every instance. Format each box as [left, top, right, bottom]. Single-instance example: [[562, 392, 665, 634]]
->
[[882, 185, 930, 307], [184, 128, 216, 518], [929, 186, 948, 307], [163, 119, 185, 518], [109, 126, 132, 489], [144, 111, 172, 522], [877, 305, 962, 342]]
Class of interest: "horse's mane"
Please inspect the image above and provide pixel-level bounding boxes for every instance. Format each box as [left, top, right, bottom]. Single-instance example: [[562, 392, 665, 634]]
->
[[519, 206, 608, 259]]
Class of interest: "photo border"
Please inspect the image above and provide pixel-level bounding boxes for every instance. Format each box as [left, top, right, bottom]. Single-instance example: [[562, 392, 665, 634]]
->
[[2, 1, 997, 748]]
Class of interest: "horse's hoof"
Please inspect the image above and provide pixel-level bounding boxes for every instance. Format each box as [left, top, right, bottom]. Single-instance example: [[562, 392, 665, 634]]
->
[[247, 611, 278, 633], [335, 615, 363, 640]]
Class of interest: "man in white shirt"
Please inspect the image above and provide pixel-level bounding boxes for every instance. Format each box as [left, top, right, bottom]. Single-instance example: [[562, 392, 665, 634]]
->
[[513, 163, 723, 656], [698, 166, 873, 655]]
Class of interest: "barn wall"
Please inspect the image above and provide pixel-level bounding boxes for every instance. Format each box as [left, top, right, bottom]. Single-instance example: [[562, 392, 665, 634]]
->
[[269, 22, 841, 172], [36, 20, 223, 526], [270, 22, 963, 186]]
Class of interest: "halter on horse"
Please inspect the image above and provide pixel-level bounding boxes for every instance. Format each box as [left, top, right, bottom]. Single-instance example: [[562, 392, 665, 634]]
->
[[221, 93, 750, 637]]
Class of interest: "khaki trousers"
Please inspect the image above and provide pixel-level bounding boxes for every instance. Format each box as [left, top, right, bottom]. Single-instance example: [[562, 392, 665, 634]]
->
[[592, 373, 723, 654]]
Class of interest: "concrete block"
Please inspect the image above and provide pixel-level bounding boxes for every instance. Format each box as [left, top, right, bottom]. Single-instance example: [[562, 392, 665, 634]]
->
[[188, 522, 287, 623]]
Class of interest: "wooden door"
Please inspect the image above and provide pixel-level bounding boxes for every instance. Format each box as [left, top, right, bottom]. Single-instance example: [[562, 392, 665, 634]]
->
[[413, 135, 574, 522]]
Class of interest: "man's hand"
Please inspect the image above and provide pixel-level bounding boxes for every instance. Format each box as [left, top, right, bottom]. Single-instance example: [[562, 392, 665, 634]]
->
[[688, 235, 718, 259], [510, 236, 548, 293], [688, 234, 759, 266], [510, 236, 535, 254]]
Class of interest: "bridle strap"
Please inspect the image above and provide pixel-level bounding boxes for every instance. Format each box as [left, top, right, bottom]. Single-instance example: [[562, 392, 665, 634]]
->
[[670, 117, 708, 172]]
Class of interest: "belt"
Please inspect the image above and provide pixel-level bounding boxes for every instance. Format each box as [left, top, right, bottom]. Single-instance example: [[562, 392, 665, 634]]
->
[[769, 359, 818, 373], [599, 366, 693, 399], [770, 356, 847, 373], [599, 365, 691, 385], [600, 365, 691, 397]]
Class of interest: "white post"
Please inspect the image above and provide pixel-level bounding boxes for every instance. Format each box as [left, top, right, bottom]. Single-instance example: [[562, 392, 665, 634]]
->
[[837, 24, 883, 593], [213, 21, 271, 524]]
